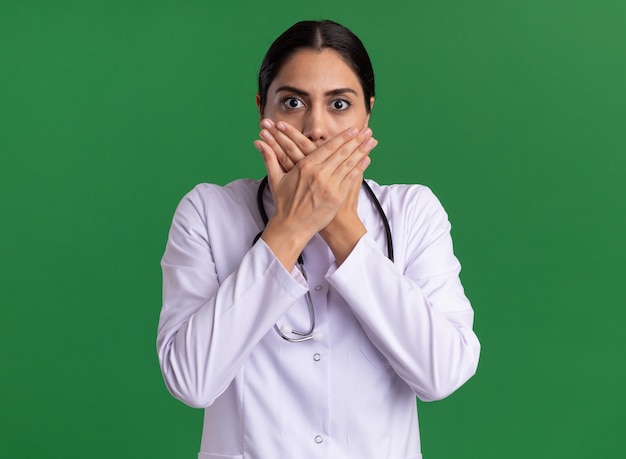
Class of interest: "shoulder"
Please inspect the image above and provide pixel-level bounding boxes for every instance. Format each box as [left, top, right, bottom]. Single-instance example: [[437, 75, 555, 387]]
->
[[184, 178, 259, 205], [165, 178, 263, 250], [176, 178, 260, 216], [364, 179, 446, 217], [168, 178, 261, 237], [364, 179, 452, 246]]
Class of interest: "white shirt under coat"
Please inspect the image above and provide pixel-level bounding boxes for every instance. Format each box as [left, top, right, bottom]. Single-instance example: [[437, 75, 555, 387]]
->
[[157, 178, 480, 459]]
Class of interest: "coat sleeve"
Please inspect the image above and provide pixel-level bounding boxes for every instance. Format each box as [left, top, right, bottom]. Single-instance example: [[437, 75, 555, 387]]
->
[[156, 185, 308, 408], [326, 185, 480, 402]]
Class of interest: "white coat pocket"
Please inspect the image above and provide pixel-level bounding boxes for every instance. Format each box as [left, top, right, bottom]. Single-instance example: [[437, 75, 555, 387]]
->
[[359, 334, 391, 369]]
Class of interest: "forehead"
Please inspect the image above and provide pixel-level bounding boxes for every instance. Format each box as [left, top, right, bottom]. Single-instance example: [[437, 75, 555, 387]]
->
[[270, 48, 362, 93]]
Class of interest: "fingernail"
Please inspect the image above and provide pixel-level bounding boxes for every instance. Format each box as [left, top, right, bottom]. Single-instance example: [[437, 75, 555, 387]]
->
[[276, 122, 286, 131], [348, 127, 359, 137], [253, 141, 263, 152], [261, 119, 273, 129], [365, 138, 378, 150], [260, 130, 273, 140]]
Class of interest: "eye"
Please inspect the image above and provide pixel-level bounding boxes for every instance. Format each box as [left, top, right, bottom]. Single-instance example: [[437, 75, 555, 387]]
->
[[282, 97, 304, 109], [331, 99, 351, 111]]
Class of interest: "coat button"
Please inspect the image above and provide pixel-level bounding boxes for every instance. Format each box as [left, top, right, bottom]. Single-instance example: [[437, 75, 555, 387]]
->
[[313, 353, 321, 361], [314, 285, 323, 291], [314, 435, 323, 444]]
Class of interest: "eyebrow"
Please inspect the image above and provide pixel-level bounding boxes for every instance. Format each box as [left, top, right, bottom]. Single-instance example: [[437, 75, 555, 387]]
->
[[275, 85, 358, 97]]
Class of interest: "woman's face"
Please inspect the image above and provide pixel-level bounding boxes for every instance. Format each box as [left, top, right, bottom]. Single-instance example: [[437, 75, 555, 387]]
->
[[259, 48, 373, 146]]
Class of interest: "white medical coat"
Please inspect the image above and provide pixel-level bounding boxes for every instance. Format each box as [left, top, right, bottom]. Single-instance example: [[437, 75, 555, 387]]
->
[[157, 178, 480, 459]]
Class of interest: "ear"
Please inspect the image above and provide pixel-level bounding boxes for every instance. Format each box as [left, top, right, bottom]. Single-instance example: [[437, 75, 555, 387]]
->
[[256, 93, 263, 119], [365, 96, 375, 125]]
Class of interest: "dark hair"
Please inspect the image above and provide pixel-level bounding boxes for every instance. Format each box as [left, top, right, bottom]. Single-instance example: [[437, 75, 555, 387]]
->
[[258, 20, 375, 114]]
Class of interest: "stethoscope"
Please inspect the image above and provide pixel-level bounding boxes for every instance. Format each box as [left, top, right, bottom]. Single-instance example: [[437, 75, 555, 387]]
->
[[253, 176, 394, 343]]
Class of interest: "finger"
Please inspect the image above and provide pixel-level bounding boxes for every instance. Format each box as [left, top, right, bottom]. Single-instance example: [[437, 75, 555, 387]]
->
[[254, 140, 285, 188], [304, 126, 361, 165], [321, 127, 374, 172], [261, 119, 311, 168], [275, 121, 316, 156], [259, 128, 295, 171], [332, 136, 377, 182], [356, 154, 372, 173]]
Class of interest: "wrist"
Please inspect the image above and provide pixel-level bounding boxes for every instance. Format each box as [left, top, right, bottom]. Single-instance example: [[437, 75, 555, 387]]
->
[[261, 217, 314, 270], [320, 215, 366, 265]]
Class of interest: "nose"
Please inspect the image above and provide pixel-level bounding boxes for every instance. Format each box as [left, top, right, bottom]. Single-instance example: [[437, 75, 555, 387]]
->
[[302, 107, 328, 143]]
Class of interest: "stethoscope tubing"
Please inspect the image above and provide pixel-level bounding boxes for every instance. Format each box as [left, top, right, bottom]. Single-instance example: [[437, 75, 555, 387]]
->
[[253, 176, 394, 342]]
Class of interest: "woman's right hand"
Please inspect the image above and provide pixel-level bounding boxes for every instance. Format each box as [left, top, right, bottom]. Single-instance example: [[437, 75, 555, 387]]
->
[[253, 124, 376, 270]]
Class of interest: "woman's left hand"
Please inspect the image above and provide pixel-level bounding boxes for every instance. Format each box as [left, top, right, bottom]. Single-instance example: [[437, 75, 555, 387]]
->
[[258, 118, 315, 170]]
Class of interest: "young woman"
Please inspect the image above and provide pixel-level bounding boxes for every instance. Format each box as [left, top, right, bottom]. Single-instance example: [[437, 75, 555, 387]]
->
[[157, 20, 480, 458]]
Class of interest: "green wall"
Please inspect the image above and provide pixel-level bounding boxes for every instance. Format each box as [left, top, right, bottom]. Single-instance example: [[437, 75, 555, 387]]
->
[[2, 1, 625, 457]]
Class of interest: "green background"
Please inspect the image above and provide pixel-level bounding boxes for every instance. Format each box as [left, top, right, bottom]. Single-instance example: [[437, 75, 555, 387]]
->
[[1, 0, 625, 457]]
